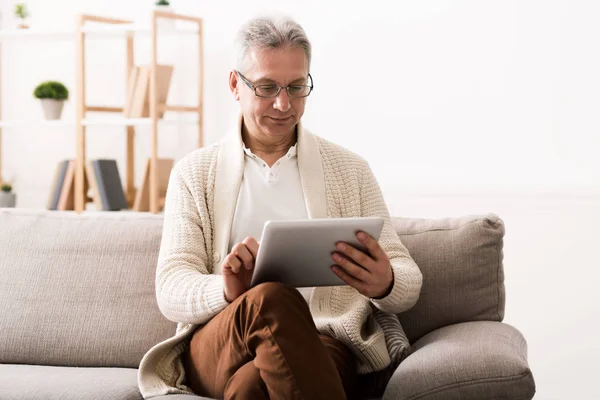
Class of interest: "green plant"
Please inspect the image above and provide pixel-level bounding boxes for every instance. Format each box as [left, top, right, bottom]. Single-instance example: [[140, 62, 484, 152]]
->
[[1, 184, 12, 193], [14, 3, 29, 20], [33, 81, 69, 100], [155, 0, 170, 5]]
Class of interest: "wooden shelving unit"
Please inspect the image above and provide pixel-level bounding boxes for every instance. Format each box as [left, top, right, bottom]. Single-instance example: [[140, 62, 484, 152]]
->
[[0, 10, 204, 214]]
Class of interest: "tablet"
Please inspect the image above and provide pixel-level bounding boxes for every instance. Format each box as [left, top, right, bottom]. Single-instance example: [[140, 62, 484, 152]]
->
[[250, 217, 385, 288]]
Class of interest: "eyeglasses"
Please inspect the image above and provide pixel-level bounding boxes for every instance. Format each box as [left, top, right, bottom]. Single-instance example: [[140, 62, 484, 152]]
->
[[236, 70, 314, 99]]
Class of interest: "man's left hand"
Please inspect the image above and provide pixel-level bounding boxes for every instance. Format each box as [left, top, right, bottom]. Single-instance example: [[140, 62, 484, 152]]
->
[[330, 231, 394, 299]]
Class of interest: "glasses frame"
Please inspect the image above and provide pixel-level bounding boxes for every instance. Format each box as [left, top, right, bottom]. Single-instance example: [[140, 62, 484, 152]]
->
[[236, 70, 314, 99]]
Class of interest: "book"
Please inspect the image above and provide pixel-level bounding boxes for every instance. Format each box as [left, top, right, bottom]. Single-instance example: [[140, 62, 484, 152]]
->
[[133, 158, 174, 212], [91, 159, 129, 211], [128, 64, 174, 118], [47, 160, 70, 210], [129, 66, 150, 118], [142, 64, 174, 118], [57, 160, 76, 211], [85, 161, 103, 210], [123, 66, 140, 118]]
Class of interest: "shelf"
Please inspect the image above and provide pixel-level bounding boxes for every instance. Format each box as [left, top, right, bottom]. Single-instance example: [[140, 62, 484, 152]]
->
[[0, 117, 198, 128], [82, 117, 198, 126], [0, 11, 204, 213], [0, 29, 74, 41], [0, 120, 72, 128], [0, 25, 198, 41], [81, 24, 199, 36]]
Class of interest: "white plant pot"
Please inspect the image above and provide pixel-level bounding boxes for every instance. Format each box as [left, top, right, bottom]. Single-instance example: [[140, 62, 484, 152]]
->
[[40, 99, 65, 120], [0, 192, 16, 208], [154, 5, 175, 29]]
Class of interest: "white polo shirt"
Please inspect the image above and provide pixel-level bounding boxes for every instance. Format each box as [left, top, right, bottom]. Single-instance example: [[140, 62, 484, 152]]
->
[[229, 143, 313, 302]]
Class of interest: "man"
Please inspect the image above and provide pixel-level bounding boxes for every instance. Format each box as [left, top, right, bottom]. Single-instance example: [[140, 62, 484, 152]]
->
[[138, 16, 422, 400]]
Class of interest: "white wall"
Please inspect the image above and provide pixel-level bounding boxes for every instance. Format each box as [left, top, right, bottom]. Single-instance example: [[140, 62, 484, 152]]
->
[[1, 1, 599, 399]]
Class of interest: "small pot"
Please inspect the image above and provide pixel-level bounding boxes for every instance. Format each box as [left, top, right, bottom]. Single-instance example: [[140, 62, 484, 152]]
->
[[40, 99, 65, 120], [154, 6, 175, 29], [17, 22, 29, 29], [0, 192, 16, 208]]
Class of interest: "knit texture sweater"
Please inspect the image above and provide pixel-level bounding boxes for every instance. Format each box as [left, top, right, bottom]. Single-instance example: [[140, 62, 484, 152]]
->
[[137, 117, 423, 398]]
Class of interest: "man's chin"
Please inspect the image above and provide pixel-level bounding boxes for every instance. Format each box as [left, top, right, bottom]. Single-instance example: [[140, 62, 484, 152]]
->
[[262, 120, 296, 136], [265, 116, 295, 126]]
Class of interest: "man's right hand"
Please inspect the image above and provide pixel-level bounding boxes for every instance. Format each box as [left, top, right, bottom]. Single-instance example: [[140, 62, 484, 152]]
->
[[222, 237, 259, 303]]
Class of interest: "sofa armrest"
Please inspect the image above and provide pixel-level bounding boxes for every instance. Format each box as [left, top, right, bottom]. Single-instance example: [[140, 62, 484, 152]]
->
[[382, 321, 536, 400]]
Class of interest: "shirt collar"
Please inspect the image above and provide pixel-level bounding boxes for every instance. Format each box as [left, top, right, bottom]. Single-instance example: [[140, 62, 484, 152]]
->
[[242, 142, 298, 159]]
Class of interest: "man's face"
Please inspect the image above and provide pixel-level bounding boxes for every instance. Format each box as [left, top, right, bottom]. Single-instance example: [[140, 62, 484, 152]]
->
[[230, 46, 310, 141]]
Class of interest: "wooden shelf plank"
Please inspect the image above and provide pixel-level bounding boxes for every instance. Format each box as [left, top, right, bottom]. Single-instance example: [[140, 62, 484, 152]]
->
[[0, 120, 72, 128], [0, 117, 198, 128], [0, 29, 74, 40], [0, 25, 198, 41], [161, 105, 200, 113], [82, 117, 198, 126], [86, 106, 124, 113]]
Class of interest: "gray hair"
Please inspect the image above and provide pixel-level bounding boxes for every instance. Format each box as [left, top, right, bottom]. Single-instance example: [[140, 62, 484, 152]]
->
[[234, 16, 312, 72]]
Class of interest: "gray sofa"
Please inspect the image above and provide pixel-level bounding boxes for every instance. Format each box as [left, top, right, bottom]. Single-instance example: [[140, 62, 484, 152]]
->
[[0, 208, 535, 400]]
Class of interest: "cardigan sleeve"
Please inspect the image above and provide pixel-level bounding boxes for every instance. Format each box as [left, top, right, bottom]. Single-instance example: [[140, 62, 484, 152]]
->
[[358, 161, 423, 314], [155, 165, 229, 325]]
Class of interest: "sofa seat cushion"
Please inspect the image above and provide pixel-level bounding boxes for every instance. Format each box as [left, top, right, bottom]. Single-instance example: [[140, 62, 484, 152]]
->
[[383, 321, 535, 400], [152, 396, 212, 400], [0, 365, 142, 400]]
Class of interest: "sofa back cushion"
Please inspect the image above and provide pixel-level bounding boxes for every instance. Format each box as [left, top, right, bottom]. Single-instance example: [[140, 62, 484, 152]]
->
[[0, 209, 176, 368], [392, 214, 506, 343]]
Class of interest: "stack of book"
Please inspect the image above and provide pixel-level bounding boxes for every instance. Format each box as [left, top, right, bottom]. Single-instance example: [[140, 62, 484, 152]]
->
[[48, 159, 128, 211], [47, 158, 174, 212], [124, 64, 174, 118]]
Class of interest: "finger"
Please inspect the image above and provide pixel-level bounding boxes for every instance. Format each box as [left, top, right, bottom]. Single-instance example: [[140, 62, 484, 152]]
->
[[223, 253, 242, 274], [233, 244, 255, 270], [335, 242, 376, 271], [242, 237, 260, 259], [331, 265, 366, 293], [356, 231, 387, 261], [331, 252, 372, 283]]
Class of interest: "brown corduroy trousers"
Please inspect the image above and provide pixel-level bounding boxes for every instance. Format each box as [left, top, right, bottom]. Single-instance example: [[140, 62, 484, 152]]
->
[[183, 282, 358, 400]]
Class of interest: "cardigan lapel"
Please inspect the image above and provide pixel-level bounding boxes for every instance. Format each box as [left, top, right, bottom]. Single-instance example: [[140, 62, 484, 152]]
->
[[213, 115, 245, 269], [213, 116, 329, 267], [297, 122, 328, 219]]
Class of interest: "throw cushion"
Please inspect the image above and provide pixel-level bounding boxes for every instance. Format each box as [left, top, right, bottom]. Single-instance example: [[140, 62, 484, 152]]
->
[[0, 209, 177, 368], [392, 214, 506, 343]]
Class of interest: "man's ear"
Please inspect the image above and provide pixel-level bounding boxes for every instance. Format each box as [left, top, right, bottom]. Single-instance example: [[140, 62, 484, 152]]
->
[[229, 70, 240, 101]]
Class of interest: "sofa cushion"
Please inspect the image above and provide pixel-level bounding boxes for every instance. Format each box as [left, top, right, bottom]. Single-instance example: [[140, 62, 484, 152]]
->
[[153, 396, 212, 400], [0, 209, 177, 368], [383, 321, 536, 400], [392, 214, 505, 342], [0, 365, 142, 400]]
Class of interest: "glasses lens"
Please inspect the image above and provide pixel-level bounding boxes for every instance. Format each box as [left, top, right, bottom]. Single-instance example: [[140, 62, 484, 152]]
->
[[287, 85, 312, 98], [255, 85, 280, 97]]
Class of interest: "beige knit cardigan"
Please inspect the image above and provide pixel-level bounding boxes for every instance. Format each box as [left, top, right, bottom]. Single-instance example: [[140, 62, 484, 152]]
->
[[138, 117, 423, 398]]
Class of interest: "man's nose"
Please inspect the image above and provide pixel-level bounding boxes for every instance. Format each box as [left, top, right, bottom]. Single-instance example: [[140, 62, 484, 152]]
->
[[273, 88, 291, 112]]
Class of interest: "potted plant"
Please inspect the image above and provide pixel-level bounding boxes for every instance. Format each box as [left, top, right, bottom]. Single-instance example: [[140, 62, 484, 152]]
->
[[154, 0, 174, 29], [155, 0, 171, 9], [33, 81, 69, 120], [0, 184, 16, 208], [14, 3, 29, 29]]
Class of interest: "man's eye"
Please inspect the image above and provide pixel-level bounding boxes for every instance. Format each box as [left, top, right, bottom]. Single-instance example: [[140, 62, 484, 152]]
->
[[258, 85, 278, 94]]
